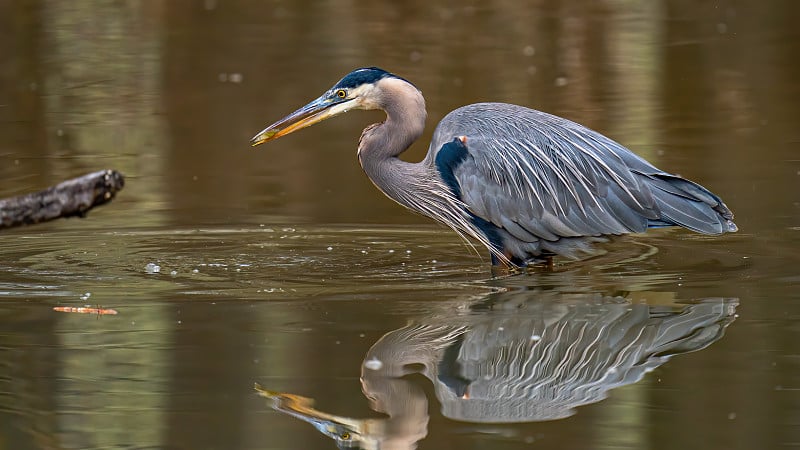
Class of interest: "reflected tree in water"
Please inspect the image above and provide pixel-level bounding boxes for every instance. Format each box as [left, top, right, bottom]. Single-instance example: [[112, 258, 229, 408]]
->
[[257, 290, 737, 450]]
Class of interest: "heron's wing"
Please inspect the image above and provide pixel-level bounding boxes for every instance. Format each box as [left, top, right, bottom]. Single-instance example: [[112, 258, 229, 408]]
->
[[430, 103, 734, 243]]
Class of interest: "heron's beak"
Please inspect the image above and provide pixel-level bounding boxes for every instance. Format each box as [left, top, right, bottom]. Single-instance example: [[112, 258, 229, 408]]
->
[[250, 95, 354, 147]]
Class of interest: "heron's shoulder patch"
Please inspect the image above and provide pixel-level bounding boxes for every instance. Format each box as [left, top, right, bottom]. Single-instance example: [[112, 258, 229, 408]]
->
[[435, 137, 471, 199]]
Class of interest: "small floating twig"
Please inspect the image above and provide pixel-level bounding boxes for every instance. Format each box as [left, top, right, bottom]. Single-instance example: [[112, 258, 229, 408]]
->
[[53, 306, 119, 315]]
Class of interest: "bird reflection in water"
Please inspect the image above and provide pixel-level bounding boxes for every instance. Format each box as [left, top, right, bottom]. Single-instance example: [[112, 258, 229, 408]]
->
[[256, 291, 737, 450]]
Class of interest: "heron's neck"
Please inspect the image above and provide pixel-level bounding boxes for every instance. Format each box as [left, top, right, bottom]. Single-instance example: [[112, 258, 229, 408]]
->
[[358, 126, 427, 212], [356, 85, 482, 251], [358, 80, 429, 209]]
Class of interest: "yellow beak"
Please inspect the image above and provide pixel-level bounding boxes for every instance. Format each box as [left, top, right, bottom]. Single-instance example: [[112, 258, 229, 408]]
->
[[250, 95, 354, 146]]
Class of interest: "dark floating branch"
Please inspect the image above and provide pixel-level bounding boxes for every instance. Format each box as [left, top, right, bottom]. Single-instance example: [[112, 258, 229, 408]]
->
[[0, 170, 125, 230]]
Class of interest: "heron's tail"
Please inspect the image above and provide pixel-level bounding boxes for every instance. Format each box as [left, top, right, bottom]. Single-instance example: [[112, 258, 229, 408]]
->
[[644, 174, 737, 234]]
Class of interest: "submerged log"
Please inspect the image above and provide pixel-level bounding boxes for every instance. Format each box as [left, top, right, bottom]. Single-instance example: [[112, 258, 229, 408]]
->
[[0, 170, 125, 229]]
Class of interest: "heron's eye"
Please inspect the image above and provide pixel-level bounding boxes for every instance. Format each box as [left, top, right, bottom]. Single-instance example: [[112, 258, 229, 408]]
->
[[335, 89, 347, 99], [341, 432, 351, 440]]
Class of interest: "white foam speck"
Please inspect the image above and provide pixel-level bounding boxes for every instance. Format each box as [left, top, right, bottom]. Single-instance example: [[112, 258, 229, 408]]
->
[[364, 358, 383, 371]]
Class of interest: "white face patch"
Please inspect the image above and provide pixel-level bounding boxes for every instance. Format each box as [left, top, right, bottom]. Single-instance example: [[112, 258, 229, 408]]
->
[[322, 100, 357, 118], [347, 83, 381, 110], [338, 77, 424, 113]]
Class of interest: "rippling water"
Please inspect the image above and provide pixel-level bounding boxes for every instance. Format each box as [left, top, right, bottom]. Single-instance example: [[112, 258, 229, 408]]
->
[[1, 1, 799, 449], [1, 224, 797, 449]]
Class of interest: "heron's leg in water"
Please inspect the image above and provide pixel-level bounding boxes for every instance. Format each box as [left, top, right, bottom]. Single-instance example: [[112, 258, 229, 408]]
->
[[529, 255, 557, 272], [490, 253, 515, 276], [490, 263, 519, 277], [490, 251, 526, 276], [490, 252, 555, 276]]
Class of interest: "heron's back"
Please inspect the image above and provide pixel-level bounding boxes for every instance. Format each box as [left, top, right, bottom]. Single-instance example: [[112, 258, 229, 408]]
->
[[426, 102, 736, 261]]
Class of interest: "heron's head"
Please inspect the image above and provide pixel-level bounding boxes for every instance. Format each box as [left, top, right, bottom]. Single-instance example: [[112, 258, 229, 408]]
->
[[250, 67, 416, 146]]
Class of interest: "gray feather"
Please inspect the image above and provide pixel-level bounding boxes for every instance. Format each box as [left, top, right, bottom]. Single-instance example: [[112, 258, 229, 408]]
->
[[425, 103, 736, 259]]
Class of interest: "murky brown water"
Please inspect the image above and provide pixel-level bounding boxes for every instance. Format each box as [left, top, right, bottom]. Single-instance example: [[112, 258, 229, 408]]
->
[[1, 1, 799, 449]]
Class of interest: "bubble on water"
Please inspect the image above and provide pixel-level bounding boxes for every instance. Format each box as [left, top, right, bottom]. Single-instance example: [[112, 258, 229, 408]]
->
[[555, 76, 568, 87], [530, 334, 541, 341], [522, 45, 535, 56], [145, 263, 161, 274], [170, 270, 178, 276], [192, 269, 199, 274]]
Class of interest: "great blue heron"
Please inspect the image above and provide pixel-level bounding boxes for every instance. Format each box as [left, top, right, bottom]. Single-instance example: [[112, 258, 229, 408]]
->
[[251, 67, 737, 267]]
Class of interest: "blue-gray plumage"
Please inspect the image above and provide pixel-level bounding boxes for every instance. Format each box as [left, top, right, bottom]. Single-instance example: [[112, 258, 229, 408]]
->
[[251, 67, 737, 267]]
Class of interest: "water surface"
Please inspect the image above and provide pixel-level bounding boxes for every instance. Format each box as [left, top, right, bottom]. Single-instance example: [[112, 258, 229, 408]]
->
[[1, 1, 799, 450]]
